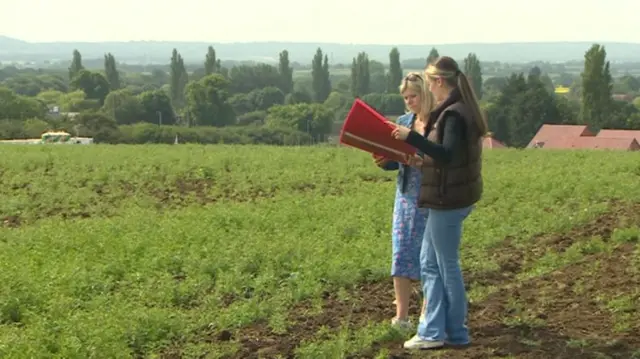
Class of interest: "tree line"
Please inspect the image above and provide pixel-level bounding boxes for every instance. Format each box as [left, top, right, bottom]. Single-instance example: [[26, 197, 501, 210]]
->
[[0, 43, 639, 145]]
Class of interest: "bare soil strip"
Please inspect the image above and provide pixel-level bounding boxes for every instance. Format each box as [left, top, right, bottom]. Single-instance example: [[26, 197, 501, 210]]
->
[[194, 202, 640, 359]]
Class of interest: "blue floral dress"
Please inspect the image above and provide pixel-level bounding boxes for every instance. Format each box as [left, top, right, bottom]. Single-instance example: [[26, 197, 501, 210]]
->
[[381, 112, 427, 280], [390, 162, 427, 280]]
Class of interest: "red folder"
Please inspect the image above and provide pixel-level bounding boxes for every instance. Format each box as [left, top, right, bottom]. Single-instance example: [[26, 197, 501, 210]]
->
[[339, 98, 417, 165]]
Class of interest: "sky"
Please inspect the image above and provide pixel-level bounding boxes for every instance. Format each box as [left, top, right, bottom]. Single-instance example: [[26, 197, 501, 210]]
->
[[1, 0, 639, 44]]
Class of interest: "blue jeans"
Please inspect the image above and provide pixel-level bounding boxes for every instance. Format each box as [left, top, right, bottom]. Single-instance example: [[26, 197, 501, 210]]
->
[[417, 206, 474, 344]]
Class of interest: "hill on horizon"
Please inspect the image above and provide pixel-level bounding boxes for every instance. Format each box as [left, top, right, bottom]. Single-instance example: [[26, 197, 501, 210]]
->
[[0, 36, 639, 65]]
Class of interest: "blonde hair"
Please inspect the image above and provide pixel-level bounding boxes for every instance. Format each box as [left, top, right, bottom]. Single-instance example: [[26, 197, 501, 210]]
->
[[425, 57, 488, 136], [399, 72, 434, 122]]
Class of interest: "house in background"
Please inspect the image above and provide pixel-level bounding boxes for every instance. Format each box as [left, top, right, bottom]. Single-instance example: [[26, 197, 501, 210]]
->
[[536, 136, 639, 150], [612, 94, 634, 102], [528, 124, 640, 151], [483, 132, 506, 149], [527, 124, 595, 148], [596, 129, 640, 143]]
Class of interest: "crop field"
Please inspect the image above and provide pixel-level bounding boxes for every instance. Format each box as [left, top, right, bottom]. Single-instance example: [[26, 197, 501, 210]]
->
[[1, 144, 640, 359]]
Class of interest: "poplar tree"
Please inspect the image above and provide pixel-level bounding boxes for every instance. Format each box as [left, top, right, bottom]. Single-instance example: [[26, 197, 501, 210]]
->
[[104, 53, 121, 90], [69, 49, 84, 80], [580, 44, 613, 129], [463, 53, 483, 99], [387, 47, 403, 93]]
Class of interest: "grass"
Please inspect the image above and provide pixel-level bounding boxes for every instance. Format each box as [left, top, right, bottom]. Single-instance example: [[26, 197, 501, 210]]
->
[[1, 144, 640, 358]]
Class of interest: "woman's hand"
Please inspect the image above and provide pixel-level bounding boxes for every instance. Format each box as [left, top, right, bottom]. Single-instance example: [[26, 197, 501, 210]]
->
[[372, 154, 390, 168], [406, 154, 424, 168], [390, 122, 411, 141]]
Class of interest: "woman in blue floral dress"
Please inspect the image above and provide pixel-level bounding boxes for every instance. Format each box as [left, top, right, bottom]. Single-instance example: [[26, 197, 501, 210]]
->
[[374, 72, 433, 330]]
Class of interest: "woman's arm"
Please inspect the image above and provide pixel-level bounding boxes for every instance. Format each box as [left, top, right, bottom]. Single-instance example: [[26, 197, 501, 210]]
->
[[404, 113, 464, 165], [381, 161, 400, 171], [373, 155, 400, 171]]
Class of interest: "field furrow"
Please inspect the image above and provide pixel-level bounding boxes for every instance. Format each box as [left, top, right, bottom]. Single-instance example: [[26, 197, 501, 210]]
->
[[367, 202, 640, 359], [192, 201, 640, 359]]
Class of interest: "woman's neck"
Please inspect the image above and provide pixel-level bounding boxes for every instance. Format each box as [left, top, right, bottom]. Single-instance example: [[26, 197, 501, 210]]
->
[[437, 88, 454, 103]]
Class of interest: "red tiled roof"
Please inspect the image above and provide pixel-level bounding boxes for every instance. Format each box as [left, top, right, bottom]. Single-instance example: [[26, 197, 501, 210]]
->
[[527, 124, 595, 148], [596, 129, 640, 142], [483, 136, 506, 149], [536, 136, 639, 150], [612, 94, 634, 102]]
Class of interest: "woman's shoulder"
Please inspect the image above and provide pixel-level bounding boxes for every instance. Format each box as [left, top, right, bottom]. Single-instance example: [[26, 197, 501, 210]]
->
[[395, 112, 415, 125]]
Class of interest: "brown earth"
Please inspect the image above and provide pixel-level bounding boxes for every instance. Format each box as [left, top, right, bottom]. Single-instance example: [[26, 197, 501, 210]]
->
[[1, 177, 347, 228], [191, 201, 640, 359], [228, 281, 421, 359], [2, 215, 20, 228], [374, 242, 639, 359]]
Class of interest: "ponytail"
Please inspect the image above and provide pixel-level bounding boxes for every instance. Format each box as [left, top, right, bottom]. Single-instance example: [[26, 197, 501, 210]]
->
[[457, 72, 488, 136]]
